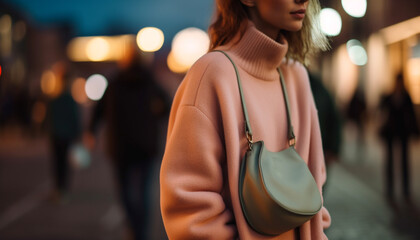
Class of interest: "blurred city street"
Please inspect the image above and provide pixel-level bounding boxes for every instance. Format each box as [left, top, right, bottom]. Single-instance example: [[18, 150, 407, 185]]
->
[[1, 0, 420, 239], [0, 120, 419, 240], [0, 126, 166, 240], [324, 121, 420, 240]]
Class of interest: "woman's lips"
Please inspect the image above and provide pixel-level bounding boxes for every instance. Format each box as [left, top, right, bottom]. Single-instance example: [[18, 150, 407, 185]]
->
[[291, 9, 306, 19]]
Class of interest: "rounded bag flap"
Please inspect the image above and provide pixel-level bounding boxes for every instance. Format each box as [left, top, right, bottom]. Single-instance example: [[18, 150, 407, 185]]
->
[[259, 145, 322, 215]]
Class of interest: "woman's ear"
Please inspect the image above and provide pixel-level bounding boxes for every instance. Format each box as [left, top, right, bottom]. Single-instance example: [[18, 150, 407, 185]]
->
[[240, 0, 255, 7]]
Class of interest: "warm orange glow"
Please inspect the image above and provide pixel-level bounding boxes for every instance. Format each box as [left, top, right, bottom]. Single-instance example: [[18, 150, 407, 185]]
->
[[71, 77, 88, 104], [41, 71, 57, 95], [0, 15, 12, 57], [86, 37, 110, 61], [136, 27, 164, 52], [68, 35, 134, 62], [171, 28, 209, 70], [0, 14, 12, 34], [167, 51, 189, 73], [410, 85, 420, 105], [366, 34, 388, 108], [380, 16, 420, 44], [332, 44, 359, 106], [408, 58, 420, 78], [32, 101, 47, 124], [407, 58, 420, 104], [40, 70, 63, 97]]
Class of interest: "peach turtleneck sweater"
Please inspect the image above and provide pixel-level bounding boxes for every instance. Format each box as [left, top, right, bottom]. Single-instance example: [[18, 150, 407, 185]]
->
[[160, 22, 331, 240]]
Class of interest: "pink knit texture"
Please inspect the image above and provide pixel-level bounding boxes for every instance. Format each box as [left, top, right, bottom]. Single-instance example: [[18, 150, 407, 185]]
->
[[160, 22, 331, 240]]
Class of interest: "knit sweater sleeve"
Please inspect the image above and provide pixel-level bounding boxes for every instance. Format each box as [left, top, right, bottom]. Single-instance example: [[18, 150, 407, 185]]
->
[[308, 101, 331, 240], [292, 63, 331, 240], [160, 59, 236, 240]]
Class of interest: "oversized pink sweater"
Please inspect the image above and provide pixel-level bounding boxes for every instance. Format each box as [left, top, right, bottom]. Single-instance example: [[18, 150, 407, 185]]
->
[[160, 22, 331, 240]]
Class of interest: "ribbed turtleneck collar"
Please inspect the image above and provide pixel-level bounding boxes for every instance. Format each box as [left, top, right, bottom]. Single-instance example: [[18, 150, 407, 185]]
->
[[217, 21, 288, 81]]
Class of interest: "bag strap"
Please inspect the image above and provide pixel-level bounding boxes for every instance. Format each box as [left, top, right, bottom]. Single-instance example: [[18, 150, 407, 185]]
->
[[277, 68, 296, 147], [214, 50, 296, 149]]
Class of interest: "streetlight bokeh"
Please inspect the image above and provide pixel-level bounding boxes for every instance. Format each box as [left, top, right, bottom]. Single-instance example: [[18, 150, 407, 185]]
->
[[136, 27, 164, 52], [320, 8, 342, 37], [347, 39, 368, 66], [85, 74, 108, 101], [341, 0, 367, 18], [169, 27, 209, 73]]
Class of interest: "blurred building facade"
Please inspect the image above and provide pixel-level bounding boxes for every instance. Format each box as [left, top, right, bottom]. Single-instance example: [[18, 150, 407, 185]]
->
[[2, 0, 420, 132], [318, 0, 420, 119]]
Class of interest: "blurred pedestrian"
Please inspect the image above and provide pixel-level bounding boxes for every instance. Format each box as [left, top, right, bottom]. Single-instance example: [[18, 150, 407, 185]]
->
[[85, 45, 169, 240], [160, 0, 331, 239], [46, 64, 81, 203], [346, 86, 367, 143], [308, 72, 342, 187], [379, 72, 419, 199]]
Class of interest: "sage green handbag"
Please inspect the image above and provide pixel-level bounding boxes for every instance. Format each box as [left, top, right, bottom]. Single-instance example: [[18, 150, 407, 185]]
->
[[215, 50, 322, 236]]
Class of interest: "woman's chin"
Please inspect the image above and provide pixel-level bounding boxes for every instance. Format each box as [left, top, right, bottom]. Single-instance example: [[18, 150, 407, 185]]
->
[[286, 25, 303, 32]]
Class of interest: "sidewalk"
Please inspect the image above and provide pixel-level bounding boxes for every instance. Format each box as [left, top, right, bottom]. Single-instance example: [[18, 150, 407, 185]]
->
[[324, 163, 420, 240], [0, 128, 125, 240], [0, 128, 166, 240], [0, 124, 419, 239], [324, 122, 420, 240]]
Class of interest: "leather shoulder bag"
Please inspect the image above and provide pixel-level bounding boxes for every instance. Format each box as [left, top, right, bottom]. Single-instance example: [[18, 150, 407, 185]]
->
[[215, 50, 322, 236]]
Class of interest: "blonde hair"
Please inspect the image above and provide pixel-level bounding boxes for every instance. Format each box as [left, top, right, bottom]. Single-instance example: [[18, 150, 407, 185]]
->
[[209, 0, 329, 65]]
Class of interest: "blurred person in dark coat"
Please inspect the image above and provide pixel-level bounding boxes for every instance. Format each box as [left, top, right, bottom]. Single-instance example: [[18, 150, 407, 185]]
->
[[85, 45, 170, 240], [47, 65, 81, 202], [308, 72, 342, 190], [379, 72, 419, 199], [347, 87, 367, 143]]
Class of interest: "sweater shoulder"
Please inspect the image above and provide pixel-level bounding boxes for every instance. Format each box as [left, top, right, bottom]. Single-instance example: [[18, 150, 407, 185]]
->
[[282, 60, 318, 112], [192, 51, 234, 76], [283, 60, 311, 92], [284, 60, 308, 80], [176, 51, 236, 106]]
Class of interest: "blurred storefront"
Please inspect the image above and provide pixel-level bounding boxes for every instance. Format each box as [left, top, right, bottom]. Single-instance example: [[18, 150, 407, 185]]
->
[[318, 0, 420, 120]]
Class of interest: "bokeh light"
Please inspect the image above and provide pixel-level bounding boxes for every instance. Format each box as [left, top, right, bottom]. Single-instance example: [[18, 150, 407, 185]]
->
[[170, 27, 209, 72], [40, 70, 56, 95], [68, 35, 134, 62], [0, 14, 12, 34], [346, 39, 368, 66], [136, 27, 164, 52], [71, 77, 88, 104], [85, 74, 108, 101], [86, 37, 110, 61], [0, 65, 2, 78], [332, 44, 359, 106], [167, 51, 189, 73], [69, 144, 91, 169], [342, 0, 367, 18], [320, 8, 342, 37], [40, 70, 62, 97]]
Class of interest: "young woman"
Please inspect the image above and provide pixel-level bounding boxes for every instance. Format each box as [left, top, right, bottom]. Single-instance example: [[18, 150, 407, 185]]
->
[[160, 0, 331, 239]]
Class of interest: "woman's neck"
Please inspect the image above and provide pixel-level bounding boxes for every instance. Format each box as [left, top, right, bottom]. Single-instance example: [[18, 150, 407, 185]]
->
[[216, 21, 288, 81], [247, 8, 280, 40]]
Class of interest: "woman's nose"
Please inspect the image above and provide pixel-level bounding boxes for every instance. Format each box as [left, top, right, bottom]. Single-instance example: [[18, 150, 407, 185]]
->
[[295, 0, 308, 4]]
